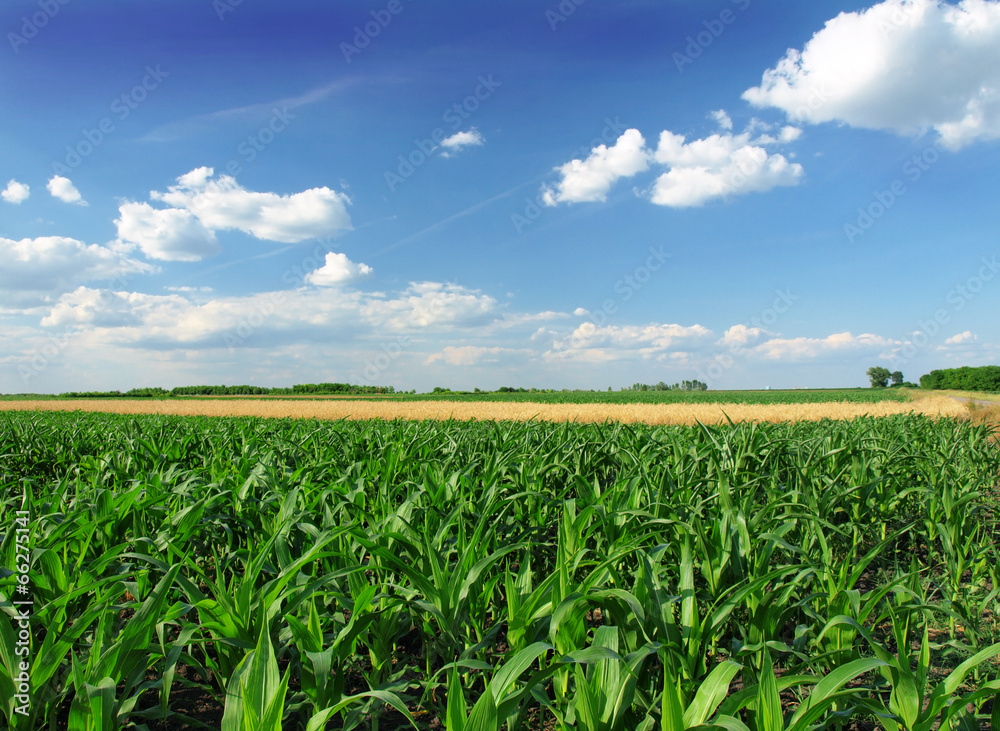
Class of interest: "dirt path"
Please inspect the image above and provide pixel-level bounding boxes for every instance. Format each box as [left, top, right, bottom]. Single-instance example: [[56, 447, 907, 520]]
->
[[951, 396, 998, 408]]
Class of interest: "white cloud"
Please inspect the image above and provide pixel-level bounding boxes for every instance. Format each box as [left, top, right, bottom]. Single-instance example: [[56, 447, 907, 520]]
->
[[37, 279, 502, 348], [113, 168, 353, 261], [754, 332, 894, 360], [945, 330, 977, 344], [304, 252, 373, 286], [426, 345, 527, 366], [546, 321, 713, 362], [165, 286, 213, 293], [2, 179, 30, 204], [743, 0, 1000, 150], [362, 282, 499, 330], [542, 129, 651, 205], [779, 126, 803, 143], [440, 129, 484, 157], [720, 324, 766, 347], [47, 176, 87, 205], [41, 287, 149, 328], [650, 129, 804, 207], [542, 123, 803, 209], [0, 236, 153, 294], [150, 167, 353, 243], [710, 109, 734, 130], [115, 202, 221, 262]]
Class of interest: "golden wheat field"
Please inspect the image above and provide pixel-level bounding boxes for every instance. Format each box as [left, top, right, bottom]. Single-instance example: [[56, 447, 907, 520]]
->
[[0, 395, 971, 424]]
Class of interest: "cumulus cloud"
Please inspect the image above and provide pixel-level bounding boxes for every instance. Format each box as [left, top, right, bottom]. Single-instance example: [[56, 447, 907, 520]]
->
[[362, 282, 499, 330], [304, 252, 373, 286], [720, 324, 766, 348], [546, 321, 713, 362], [2, 179, 30, 204], [541, 129, 651, 205], [754, 332, 894, 360], [426, 345, 528, 366], [47, 176, 87, 205], [41, 287, 149, 328], [541, 122, 803, 209], [0, 236, 153, 294], [151, 167, 353, 243], [115, 202, 221, 262], [440, 129, 484, 157], [650, 128, 804, 207], [710, 109, 734, 130], [944, 330, 977, 344], [113, 168, 354, 261], [37, 279, 502, 348], [743, 0, 1000, 150]]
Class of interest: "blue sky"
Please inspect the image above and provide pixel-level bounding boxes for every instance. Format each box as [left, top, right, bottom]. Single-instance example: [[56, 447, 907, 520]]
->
[[2, 0, 998, 393]]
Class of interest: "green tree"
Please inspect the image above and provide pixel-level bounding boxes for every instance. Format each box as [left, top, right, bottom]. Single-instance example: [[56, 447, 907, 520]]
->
[[890, 370, 903, 386], [866, 366, 891, 388]]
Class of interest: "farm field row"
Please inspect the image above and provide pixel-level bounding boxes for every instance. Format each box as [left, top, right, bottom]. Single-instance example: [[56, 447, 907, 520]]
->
[[1, 410, 999, 729], [0, 393, 968, 425], [1, 388, 916, 405], [327, 388, 915, 405]]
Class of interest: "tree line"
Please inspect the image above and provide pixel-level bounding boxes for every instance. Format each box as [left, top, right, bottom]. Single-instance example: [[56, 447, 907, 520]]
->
[[919, 366, 1000, 393], [60, 383, 396, 398], [624, 380, 708, 392]]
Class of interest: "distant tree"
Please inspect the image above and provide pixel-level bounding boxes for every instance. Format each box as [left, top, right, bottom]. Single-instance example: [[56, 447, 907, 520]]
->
[[890, 371, 903, 387], [866, 366, 891, 388]]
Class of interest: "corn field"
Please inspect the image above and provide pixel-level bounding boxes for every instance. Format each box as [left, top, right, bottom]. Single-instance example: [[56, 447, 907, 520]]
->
[[1, 410, 999, 730]]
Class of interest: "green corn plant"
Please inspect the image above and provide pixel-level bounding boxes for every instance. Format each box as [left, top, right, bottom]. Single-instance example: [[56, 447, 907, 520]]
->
[[443, 642, 558, 731], [504, 549, 556, 656], [2, 408, 999, 729], [221, 616, 290, 731], [555, 625, 661, 731], [66, 564, 181, 730], [549, 499, 593, 700], [821, 610, 1000, 731], [285, 589, 372, 716], [657, 657, 743, 731], [713, 646, 888, 731], [345, 566, 413, 694], [358, 502, 520, 676], [801, 525, 910, 673], [176, 526, 345, 693]]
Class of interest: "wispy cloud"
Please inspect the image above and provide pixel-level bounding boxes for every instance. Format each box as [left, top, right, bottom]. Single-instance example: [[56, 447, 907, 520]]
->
[[142, 79, 356, 142]]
